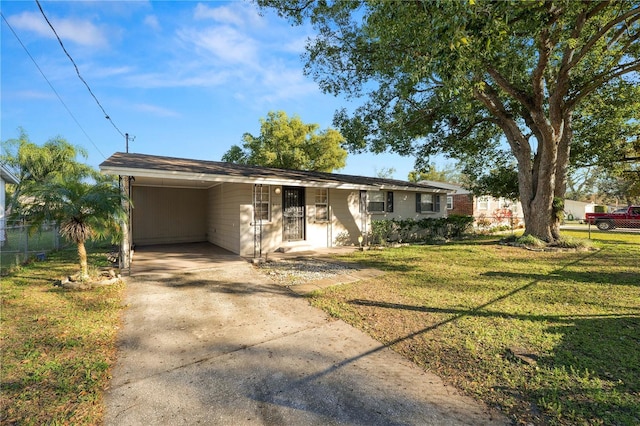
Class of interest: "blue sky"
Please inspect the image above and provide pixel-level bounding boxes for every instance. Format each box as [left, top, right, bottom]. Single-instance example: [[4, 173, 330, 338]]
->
[[1, 0, 448, 180]]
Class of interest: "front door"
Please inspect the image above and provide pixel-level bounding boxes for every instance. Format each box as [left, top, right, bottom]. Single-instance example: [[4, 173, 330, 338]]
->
[[282, 187, 305, 241]]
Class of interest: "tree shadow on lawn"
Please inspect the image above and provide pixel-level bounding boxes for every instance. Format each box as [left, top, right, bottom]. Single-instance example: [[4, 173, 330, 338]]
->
[[482, 270, 640, 286], [348, 300, 640, 423], [534, 315, 640, 423]]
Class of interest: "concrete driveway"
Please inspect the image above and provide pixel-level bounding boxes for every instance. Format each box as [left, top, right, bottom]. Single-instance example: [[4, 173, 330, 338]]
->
[[104, 243, 507, 425]]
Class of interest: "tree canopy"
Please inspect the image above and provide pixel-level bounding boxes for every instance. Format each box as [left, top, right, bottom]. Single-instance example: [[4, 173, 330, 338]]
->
[[2, 130, 96, 216], [259, 0, 640, 241], [2, 132, 127, 279], [222, 110, 348, 172]]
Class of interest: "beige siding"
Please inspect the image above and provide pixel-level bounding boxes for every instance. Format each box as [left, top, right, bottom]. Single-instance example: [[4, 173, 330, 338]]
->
[[306, 187, 331, 248], [132, 186, 207, 246], [325, 189, 366, 246], [258, 186, 282, 254], [207, 183, 283, 257], [207, 183, 247, 255]]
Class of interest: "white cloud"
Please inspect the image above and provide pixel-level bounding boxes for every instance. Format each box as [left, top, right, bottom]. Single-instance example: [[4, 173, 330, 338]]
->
[[124, 68, 232, 89], [133, 103, 181, 118], [14, 90, 56, 100], [178, 26, 258, 65], [143, 15, 160, 31], [193, 2, 263, 28], [254, 65, 318, 104], [8, 11, 108, 47]]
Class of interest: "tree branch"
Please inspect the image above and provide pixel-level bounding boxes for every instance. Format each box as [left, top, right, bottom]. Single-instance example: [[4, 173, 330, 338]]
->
[[484, 65, 533, 109], [567, 60, 640, 109], [568, 5, 640, 71]]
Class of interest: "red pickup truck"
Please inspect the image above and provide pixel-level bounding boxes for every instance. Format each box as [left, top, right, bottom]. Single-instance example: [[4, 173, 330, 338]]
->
[[585, 205, 640, 230]]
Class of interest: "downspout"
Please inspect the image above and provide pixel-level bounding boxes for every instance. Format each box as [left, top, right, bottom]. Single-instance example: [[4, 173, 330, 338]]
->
[[253, 184, 263, 260]]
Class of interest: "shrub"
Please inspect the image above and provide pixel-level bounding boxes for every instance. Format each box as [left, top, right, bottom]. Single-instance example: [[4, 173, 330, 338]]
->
[[515, 234, 546, 248], [370, 215, 474, 245]]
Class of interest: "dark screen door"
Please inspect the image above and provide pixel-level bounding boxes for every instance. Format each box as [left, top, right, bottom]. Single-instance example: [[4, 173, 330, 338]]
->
[[283, 187, 305, 241]]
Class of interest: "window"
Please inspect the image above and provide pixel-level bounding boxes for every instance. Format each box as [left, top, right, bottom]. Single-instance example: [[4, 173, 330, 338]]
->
[[366, 191, 394, 213], [253, 185, 270, 221], [416, 193, 441, 213], [368, 191, 385, 212], [447, 195, 453, 210], [478, 196, 489, 210], [315, 188, 329, 221]]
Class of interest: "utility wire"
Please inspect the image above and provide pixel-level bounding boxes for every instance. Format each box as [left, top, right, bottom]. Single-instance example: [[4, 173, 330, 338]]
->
[[35, 0, 126, 139], [1, 12, 107, 160]]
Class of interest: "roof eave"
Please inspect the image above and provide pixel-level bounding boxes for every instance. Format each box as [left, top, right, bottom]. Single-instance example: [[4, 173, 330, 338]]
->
[[100, 166, 379, 190]]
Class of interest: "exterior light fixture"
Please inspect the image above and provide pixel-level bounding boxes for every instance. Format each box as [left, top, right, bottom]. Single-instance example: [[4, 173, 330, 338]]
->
[[274, 187, 281, 194]]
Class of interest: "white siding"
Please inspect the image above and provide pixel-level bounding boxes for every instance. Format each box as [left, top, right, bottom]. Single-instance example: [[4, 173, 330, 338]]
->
[[132, 186, 207, 245]]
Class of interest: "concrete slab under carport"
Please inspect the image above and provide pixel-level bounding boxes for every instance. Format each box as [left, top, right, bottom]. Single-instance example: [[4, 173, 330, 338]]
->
[[128, 242, 242, 276]]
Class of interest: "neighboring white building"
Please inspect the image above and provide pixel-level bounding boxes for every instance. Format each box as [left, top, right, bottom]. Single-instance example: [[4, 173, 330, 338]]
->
[[1, 165, 19, 246], [563, 199, 596, 220]]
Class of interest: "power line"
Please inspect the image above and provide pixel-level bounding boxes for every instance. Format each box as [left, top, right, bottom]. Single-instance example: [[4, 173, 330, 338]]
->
[[1, 12, 107, 160], [35, 0, 126, 139]]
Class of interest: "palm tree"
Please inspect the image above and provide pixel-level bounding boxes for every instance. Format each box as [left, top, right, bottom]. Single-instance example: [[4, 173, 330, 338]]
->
[[25, 175, 127, 280]]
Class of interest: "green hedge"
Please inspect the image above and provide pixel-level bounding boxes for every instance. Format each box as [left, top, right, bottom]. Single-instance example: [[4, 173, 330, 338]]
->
[[370, 215, 475, 245]]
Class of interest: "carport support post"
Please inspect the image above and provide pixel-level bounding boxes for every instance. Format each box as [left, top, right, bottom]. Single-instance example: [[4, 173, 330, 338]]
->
[[119, 175, 132, 273]]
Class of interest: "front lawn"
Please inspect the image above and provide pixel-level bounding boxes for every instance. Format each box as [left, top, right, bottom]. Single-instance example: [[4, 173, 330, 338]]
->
[[313, 231, 639, 425], [0, 247, 124, 425]]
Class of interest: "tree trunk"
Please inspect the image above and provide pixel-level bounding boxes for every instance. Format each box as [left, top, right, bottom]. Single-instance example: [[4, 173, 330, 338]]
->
[[520, 172, 555, 242], [78, 241, 89, 280], [518, 130, 562, 243]]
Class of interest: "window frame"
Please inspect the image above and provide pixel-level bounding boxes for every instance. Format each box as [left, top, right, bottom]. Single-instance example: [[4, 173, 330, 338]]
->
[[314, 188, 329, 222], [477, 196, 489, 210], [446, 195, 453, 210], [367, 191, 386, 213], [416, 193, 441, 213], [253, 185, 271, 222]]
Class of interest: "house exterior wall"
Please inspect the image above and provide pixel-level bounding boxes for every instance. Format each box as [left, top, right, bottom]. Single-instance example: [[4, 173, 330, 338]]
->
[[305, 188, 365, 247], [207, 182, 254, 256], [367, 190, 448, 221], [131, 184, 451, 257], [449, 194, 474, 216], [132, 186, 208, 246], [207, 183, 282, 257]]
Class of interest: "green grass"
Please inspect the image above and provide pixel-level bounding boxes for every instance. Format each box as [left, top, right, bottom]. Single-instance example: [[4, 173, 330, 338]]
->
[[0, 246, 124, 425], [312, 231, 640, 425]]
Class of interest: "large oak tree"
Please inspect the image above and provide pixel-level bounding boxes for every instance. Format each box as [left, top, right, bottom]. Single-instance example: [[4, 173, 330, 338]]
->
[[258, 0, 640, 242]]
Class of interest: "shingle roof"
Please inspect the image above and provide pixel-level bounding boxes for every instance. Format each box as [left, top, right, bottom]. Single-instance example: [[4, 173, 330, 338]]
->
[[100, 152, 451, 193]]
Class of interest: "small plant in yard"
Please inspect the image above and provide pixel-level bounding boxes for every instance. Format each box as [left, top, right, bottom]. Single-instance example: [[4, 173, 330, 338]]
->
[[312, 231, 640, 425], [551, 236, 594, 250], [514, 234, 546, 248], [0, 246, 124, 424]]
